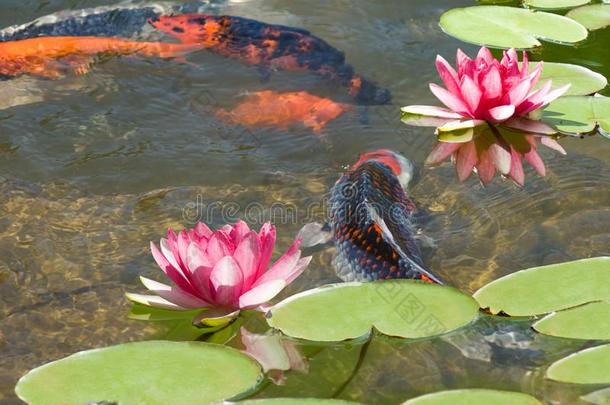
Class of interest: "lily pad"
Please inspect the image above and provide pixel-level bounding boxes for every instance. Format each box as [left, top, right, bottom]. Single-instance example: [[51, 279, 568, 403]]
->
[[234, 399, 363, 405], [402, 388, 542, 404], [474, 257, 610, 316], [439, 6, 588, 49], [567, 5, 610, 30], [534, 62, 607, 96], [15, 341, 262, 405], [547, 344, 610, 384], [524, 0, 590, 10], [267, 281, 479, 342], [533, 301, 610, 340], [540, 96, 610, 135], [581, 387, 610, 404]]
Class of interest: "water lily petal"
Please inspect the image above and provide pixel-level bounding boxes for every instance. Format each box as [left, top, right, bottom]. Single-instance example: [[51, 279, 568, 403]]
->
[[210, 256, 244, 306], [256, 222, 277, 279], [195, 222, 213, 239], [503, 117, 557, 134], [537, 83, 571, 107], [140, 276, 209, 308], [487, 104, 515, 122], [230, 220, 251, 245], [425, 142, 462, 165], [540, 136, 567, 155], [284, 256, 312, 285], [206, 230, 234, 263], [125, 292, 187, 310], [455, 141, 477, 181], [477, 47, 494, 64], [429, 83, 470, 116], [400, 105, 463, 119], [480, 64, 502, 101], [459, 75, 482, 114], [436, 55, 461, 97], [438, 119, 487, 132], [241, 328, 291, 372], [238, 279, 286, 309], [503, 78, 533, 107], [151, 241, 194, 295], [234, 231, 261, 289], [160, 237, 181, 274], [254, 239, 302, 287]]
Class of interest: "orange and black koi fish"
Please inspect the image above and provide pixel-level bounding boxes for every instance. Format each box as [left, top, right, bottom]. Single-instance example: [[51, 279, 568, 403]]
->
[[151, 14, 392, 105], [215, 90, 352, 133], [298, 150, 444, 283], [0, 36, 200, 79]]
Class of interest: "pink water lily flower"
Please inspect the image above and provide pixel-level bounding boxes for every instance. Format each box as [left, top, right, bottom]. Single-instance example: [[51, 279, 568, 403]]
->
[[402, 47, 570, 133], [126, 220, 311, 318]]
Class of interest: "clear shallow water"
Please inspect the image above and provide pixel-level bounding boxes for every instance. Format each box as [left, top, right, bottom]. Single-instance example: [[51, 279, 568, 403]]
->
[[0, 0, 609, 404]]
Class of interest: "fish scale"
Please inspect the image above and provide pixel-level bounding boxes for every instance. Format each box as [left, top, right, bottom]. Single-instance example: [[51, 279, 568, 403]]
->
[[329, 160, 439, 282]]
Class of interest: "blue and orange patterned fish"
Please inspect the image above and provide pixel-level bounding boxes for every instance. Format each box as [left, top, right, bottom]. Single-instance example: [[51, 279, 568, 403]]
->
[[299, 149, 444, 283]]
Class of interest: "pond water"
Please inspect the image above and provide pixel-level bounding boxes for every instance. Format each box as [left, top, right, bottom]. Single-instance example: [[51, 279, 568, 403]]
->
[[0, 0, 609, 404]]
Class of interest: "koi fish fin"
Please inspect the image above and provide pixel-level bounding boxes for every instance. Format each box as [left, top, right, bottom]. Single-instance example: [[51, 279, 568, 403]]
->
[[358, 105, 370, 125], [297, 222, 333, 248], [60, 54, 96, 76], [24, 59, 64, 79], [366, 202, 444, 284]]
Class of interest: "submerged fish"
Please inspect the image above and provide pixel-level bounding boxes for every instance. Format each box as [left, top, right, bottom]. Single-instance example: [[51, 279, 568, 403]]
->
[[215, 90, 351, 133], [299, 149, 443, 283], [150, 14, 391, 105], [0, 36, 200, 79]]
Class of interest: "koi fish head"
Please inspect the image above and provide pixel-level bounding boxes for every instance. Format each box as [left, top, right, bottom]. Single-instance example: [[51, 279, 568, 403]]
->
[[351, 149, 414, 190], [150, 14, 225, 46]]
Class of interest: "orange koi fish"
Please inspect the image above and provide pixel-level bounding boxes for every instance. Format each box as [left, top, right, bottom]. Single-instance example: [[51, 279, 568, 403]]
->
[[215, 90, 352, 133], [0, 36, 200, 79]]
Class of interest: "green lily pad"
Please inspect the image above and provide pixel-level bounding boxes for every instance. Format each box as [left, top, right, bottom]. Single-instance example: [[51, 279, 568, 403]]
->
[[540, 96, 610, 135], [567, 5, 610, 30], [547, 344, 610, 384], [533, 301, 610, 340], [15, 341, 262, 405], [439, 6, 588, 49], [474, 257, 610, 316], [524, 0, 590, 10], [402, 389, 542, 404], [235, 399, 363, 405], [581, 388, 610, 404], [267, 281, 479, 342], [534, 62, 607, 96]]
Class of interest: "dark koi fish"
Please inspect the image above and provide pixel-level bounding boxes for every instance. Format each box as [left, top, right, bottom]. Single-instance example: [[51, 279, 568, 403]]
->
[[150, 14, 392, 105], [0, 36, 200, 79], [215, 90, 352, 133], [299, 149, 443, 283]]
